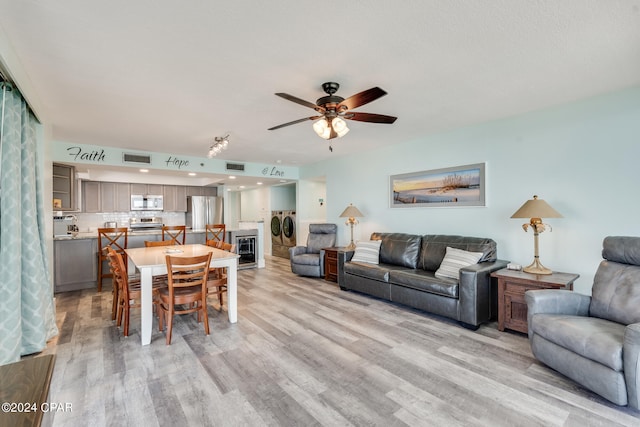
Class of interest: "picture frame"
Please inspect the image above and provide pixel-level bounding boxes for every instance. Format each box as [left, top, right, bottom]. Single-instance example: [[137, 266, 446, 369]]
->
[[390, 163, 486, 208]]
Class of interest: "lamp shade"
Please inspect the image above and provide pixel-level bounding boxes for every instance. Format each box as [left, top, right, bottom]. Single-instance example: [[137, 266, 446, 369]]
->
[[511, 195, 562, 219], [339, 204, 363, 218]]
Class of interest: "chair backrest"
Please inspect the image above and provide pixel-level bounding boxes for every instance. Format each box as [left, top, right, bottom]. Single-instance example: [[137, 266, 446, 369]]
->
[[590, 236, 640, 325], [218, 241, 236, 253], [165, 253, 212, 291], [98, 227, 128, 254], [144, 240, 176, 247], [106, 247, 129, 299], [306, 223, 337, 254], [206, 224, 226, 245], [162, 225, 186, 245]]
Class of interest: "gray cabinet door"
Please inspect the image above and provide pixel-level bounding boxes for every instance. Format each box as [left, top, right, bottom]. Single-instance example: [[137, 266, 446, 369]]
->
[[54, 239, 98, 292], [100, 182, 117, 212], [53, 163, 75, 211], [82, 181, 101, 213], [115, 183, 131, 212]]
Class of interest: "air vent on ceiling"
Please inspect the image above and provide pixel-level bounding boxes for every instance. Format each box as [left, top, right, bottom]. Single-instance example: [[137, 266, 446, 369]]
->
[[123, 153, 151, 164], [226, 162, 245, 171]]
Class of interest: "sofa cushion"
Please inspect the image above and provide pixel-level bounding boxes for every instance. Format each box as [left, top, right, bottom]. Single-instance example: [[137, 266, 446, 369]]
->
[[434, 246, 484, 279], [344, 262, 391, 282], [419, 235, 497, 272], [290, 253, 320, 266], [306, 224, 337, 254], [351, 240, 382, 264], [589, 236, 640, 325], [389, 269, 459, 298], [370, 232, 422, 269], [531, 314, 625, 371]]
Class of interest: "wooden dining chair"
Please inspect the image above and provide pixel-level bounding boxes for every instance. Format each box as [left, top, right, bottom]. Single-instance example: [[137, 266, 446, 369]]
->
[[97, 227, 128, 292], [206, 241, 236, 308], [107, 247, 166, 337], [206, 223, 226, 247], [144, 240, 176, 247], [157, 252, 212, 345], [162, 225, 186, 245]]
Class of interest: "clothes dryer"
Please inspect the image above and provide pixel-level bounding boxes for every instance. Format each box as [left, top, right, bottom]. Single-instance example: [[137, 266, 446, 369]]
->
[[282, 210, 296, 247]]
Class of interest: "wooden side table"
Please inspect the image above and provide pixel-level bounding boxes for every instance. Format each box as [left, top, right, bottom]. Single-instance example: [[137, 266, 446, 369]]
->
[[491, 268, 579, 334], [323, 247, 345, 282]]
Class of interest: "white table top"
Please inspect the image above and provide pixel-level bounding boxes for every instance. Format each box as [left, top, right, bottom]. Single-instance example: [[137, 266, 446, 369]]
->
[[125, 243, 239, 268]]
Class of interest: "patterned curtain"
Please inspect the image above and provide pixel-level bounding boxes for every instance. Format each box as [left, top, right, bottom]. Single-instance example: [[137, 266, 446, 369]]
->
[[0, 81, 58, 364]]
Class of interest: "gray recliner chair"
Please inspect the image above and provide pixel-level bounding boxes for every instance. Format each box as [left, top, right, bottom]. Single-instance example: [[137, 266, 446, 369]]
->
[[289, 223, 337, 277], [525, 236, 640, 410]]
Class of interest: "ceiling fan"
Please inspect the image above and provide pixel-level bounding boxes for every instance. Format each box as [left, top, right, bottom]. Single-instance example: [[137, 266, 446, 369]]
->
[[268, 82, 397, 150]]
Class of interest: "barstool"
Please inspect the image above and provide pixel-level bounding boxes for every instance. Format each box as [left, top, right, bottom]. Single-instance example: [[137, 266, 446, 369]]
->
[[97, 227, 128, 293], [206, 223, 225, 246], [162, 225, 186, 245]]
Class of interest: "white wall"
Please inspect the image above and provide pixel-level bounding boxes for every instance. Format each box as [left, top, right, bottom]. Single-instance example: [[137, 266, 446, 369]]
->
[[296, 179, 327, 246], [300, 87, 640, 295]]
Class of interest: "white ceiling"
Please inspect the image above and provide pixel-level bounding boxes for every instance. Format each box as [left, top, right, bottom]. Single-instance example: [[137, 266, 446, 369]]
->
[[1, 1, 640, 184]]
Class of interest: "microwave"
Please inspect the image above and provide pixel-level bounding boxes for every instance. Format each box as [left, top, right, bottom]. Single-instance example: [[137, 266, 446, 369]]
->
[[131, 195, 163, 211]]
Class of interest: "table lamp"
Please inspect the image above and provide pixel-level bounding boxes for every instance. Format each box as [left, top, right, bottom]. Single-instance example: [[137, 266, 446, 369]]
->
[[339, 203, 364, 250], [510, 195, 562, 275]]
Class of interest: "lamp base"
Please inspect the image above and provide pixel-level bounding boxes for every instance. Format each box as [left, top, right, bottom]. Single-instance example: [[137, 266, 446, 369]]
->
[[523, 258, 552, 275], [345, 242, 356, 251]]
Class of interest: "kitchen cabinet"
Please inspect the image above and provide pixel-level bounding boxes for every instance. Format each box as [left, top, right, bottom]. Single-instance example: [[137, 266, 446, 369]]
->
[[100, 182, 131, 212], [54, 238, 98, 292], [186, 186, 217, 197], [163, 185, 187, 212], [130, 183, 163, 196], [82, 181, 101, 213], [82, 181, 130, 212], [185, 232, 205, 245], [52, 163, 76, 211]]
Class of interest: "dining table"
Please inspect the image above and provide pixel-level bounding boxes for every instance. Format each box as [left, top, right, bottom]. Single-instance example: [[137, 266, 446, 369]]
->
[[125, 243, 240, 345]]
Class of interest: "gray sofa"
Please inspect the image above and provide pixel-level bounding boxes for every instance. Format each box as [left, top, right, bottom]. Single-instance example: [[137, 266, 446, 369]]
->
[[525, 236, 640, 410], [337, 233, 508, 329]]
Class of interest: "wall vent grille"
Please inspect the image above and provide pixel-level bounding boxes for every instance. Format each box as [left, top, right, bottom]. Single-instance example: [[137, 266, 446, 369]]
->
[[226, 162, 245, 171], [123, 153, 151, 164]]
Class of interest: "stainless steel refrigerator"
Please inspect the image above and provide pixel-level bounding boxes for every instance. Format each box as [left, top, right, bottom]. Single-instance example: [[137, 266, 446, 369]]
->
[[186, 196, 224, 230]]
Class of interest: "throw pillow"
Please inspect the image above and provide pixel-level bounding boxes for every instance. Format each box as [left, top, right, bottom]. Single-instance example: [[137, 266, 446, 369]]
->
[[351, 240, 382, 264], [434, 246, 483, 279]]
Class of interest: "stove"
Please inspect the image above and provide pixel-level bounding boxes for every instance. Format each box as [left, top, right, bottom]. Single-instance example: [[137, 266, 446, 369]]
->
[[129, 217, 163, 231]]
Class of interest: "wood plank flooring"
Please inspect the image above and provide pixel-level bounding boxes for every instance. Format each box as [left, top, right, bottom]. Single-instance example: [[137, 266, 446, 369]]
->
[[44, 256, 639, 426]]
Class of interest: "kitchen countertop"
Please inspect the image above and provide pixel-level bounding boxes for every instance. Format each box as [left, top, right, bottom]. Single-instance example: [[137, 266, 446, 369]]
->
[[53, 228, 208, 241]]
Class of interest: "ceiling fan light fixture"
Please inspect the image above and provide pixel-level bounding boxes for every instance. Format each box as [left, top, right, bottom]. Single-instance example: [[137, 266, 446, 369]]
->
[[313, 118, 331, 139], [332, 117, 349, 137]]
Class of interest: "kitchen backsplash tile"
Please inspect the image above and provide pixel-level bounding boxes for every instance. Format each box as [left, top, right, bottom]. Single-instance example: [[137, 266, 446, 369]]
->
[[75, 212, 185, 232]]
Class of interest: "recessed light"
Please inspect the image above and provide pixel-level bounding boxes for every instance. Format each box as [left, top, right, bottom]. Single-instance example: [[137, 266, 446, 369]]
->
[[279, 179, 286, 183], [229, 176, 236, 179], [188, 172, 196, 176], [140, 169, 149, 173], [240, 185, 245, 189], [257, 182, 263, 185]]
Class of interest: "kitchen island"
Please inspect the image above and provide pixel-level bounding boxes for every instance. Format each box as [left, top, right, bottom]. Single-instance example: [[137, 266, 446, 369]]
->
[[53, 228, 210, 292]]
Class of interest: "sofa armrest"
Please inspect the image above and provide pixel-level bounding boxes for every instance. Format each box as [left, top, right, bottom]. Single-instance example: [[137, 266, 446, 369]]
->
[[458, 259, 509, 326], [337, 250, 355, 289], [624, 323, 640, 410], [524, 289, 591, 339], [289, 246, 308, 257]]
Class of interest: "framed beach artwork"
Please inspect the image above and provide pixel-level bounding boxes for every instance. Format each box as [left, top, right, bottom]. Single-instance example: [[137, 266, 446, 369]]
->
[[390, 163, 486, 208]]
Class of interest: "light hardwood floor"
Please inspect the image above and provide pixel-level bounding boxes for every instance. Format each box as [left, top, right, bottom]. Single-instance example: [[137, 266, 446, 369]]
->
[[44, 256, 639, 426]]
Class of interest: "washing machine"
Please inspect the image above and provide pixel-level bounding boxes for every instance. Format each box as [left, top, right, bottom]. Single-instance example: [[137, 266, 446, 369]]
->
[[271, 211, 290, 258], [282, 210, 296, 247], [271, 211, 283, 246]]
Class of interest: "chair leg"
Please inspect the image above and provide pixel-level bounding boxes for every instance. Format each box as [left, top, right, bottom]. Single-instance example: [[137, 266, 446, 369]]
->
[[201, 299, 210, 336], [218, 291, 223, 307], [123, 304, 130, 337], [116, 297, 124, 327], [97, 255, 103, 292], [111, 284, 119, 321], [166, 306, 174, 345]]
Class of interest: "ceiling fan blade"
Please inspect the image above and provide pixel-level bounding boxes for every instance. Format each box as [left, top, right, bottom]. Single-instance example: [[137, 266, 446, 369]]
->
[[268, 116, 322, 131], [275, 93, 324, 111], [344, 112, 397, 124], [338, 87, 387, 110]]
